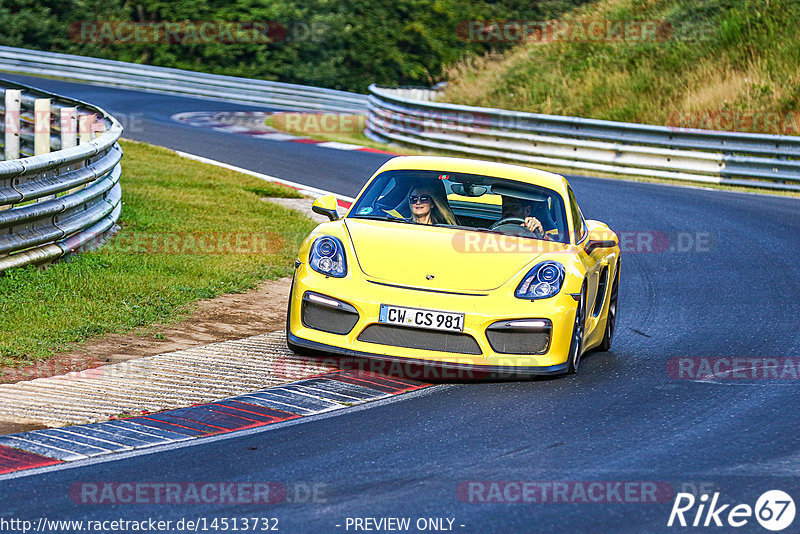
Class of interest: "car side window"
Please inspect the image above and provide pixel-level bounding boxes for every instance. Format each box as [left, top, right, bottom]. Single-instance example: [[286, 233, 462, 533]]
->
[[567, 187, 587, 244]]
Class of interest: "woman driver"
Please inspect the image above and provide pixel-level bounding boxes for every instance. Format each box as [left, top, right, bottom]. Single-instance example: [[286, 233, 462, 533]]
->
[[408, 185, 456, 225]]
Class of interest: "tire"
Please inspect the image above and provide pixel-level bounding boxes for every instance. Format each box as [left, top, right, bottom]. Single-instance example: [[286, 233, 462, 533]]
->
[[567, 282, 587, 374], [597, 259, 620, 352]]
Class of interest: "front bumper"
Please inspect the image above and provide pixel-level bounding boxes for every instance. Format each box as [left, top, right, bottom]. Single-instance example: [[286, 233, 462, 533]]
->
[[288, 263, 579, 374], [287, 331, 569, 378]]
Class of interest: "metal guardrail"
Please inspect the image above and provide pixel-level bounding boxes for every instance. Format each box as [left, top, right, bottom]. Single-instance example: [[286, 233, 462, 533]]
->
[[0, 46, 368, 114], [3, 47, 796, 191], [0, 78, 122, 272], [366, 85, 800, 191]]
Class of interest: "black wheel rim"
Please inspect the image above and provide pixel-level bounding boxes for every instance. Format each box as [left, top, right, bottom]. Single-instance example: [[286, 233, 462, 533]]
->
[[607, 266, 619, 342]]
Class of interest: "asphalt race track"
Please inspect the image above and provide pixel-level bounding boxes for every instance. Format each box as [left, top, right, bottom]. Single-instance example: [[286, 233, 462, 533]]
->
[[2, 74, 800, 533]]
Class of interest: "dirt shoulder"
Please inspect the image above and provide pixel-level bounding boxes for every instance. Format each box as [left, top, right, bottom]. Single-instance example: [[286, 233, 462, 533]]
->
[[0, 276, 294, 435], [1, 276, 293, 387]]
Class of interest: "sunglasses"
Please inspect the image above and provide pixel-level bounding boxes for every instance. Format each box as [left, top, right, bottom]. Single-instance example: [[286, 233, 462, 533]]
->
[[409, 195, 431, 204]]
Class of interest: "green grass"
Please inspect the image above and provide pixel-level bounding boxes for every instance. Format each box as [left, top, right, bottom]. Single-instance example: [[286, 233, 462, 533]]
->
[[328, 0, 797, 198], [443, 0, 800, 133], [0, 139, 316, 369], [241, 184, 303, 198]]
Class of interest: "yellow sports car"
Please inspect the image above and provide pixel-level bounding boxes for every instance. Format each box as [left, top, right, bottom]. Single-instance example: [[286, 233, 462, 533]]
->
[[286, 156, 620, 376]]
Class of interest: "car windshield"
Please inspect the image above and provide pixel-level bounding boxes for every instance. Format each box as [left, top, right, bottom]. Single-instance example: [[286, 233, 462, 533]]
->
[[347, 170, 569, 243]]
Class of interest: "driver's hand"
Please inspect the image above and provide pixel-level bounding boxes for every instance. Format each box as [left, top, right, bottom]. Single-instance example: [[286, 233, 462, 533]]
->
[[523, 217, 544, 234]]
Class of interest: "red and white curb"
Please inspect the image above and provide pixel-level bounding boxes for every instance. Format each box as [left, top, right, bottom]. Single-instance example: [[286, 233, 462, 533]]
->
[[0, 370, 430, 475], [172, 111, 397, 156]]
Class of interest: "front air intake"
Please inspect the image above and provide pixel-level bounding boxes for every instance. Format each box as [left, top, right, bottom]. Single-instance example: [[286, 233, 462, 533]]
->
[[357, 324, 482, 355], [301, 292, 359, 335], [485, 319, 552, 355]]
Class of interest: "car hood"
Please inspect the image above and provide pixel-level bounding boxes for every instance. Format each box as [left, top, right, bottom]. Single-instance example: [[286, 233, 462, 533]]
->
[[344, 218, 554, 292]]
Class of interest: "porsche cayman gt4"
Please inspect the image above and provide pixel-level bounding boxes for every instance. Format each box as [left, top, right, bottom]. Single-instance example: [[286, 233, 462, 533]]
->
[[286, 156, 620, 376]]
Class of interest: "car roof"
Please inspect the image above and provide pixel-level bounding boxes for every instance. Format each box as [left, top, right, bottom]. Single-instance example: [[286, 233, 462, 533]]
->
[[373, 156, 570, 197]]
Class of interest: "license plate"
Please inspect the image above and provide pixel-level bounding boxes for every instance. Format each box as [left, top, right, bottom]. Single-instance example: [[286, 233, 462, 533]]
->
[[379, 304, 464, 333]]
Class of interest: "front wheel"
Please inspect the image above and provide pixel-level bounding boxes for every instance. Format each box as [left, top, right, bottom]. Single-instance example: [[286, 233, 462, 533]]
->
[[567, 282, 587, 374]]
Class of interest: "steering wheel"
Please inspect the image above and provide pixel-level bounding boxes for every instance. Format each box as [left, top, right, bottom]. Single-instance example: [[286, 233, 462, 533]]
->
[[490, 217, 544, 238]]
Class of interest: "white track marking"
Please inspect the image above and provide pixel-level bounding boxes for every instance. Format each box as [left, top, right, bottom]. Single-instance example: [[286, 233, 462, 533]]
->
[[173, 150, 355, 203]]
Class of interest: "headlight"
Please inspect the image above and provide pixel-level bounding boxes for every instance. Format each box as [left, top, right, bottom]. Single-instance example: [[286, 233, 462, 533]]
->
[[309, 236, 347, 278], [515, 261, 565, 300]]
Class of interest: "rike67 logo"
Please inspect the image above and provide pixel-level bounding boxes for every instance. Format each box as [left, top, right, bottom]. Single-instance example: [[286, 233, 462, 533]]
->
[[668, 490, 795, 531]]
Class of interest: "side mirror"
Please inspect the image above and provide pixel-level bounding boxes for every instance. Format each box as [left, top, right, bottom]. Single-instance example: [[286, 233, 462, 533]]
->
[[584, 239, 617, 254], [312, 195, 339, 221], [583, 222, 617, 254]]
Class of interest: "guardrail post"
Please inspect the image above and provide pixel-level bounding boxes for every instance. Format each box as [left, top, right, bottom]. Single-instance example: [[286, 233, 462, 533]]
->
[[2, 89, 21, 212], [3, 89, 21, 161], [34, 98, 55, 201], [61, 107, 82, 194], [60, 107, 78, 150], [93, 120, 106, 140], [34, 98, 51, 155], [79, 113, 95, 145]]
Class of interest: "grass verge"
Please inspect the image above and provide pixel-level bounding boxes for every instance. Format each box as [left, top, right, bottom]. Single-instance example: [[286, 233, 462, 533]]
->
[[0, 139, 315, 368], [442, 0, 800, 133]]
